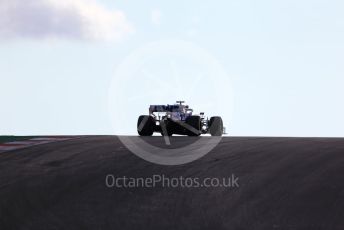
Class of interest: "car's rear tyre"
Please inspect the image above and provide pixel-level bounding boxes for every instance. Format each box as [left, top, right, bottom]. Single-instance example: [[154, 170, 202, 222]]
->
[[185, 116, 201, 136], [209, 116, 223, 136], [161, 130, 173, 136], [137, 115, 155, 136], [161, 120, 173, 136]]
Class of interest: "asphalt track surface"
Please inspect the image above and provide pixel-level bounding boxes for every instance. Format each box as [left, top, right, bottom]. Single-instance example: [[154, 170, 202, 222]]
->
[[0, 136, 344, 230]]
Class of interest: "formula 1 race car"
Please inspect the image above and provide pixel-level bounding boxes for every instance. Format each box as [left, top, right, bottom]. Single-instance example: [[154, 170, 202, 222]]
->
[[137, 101, 224, 136]]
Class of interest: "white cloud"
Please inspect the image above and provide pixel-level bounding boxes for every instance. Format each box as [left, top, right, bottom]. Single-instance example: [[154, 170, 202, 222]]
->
[[151, 9, 162, 26], [0, 0, 134, 41]]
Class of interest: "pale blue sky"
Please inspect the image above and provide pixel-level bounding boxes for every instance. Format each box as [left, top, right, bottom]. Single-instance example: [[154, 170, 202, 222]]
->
[[1, 0, 344, 136]]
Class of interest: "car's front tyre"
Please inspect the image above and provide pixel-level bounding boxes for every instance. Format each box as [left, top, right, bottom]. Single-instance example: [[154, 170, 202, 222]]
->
[[137, 115, 155, 136], [209, 116, 223, 136]]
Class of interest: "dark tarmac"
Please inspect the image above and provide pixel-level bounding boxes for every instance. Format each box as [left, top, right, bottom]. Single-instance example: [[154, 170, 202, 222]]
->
[[0, 136, 344, 230]]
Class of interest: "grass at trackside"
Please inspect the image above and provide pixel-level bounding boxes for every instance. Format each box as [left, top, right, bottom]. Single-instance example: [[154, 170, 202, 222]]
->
[[0, 136, 38, 144]]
